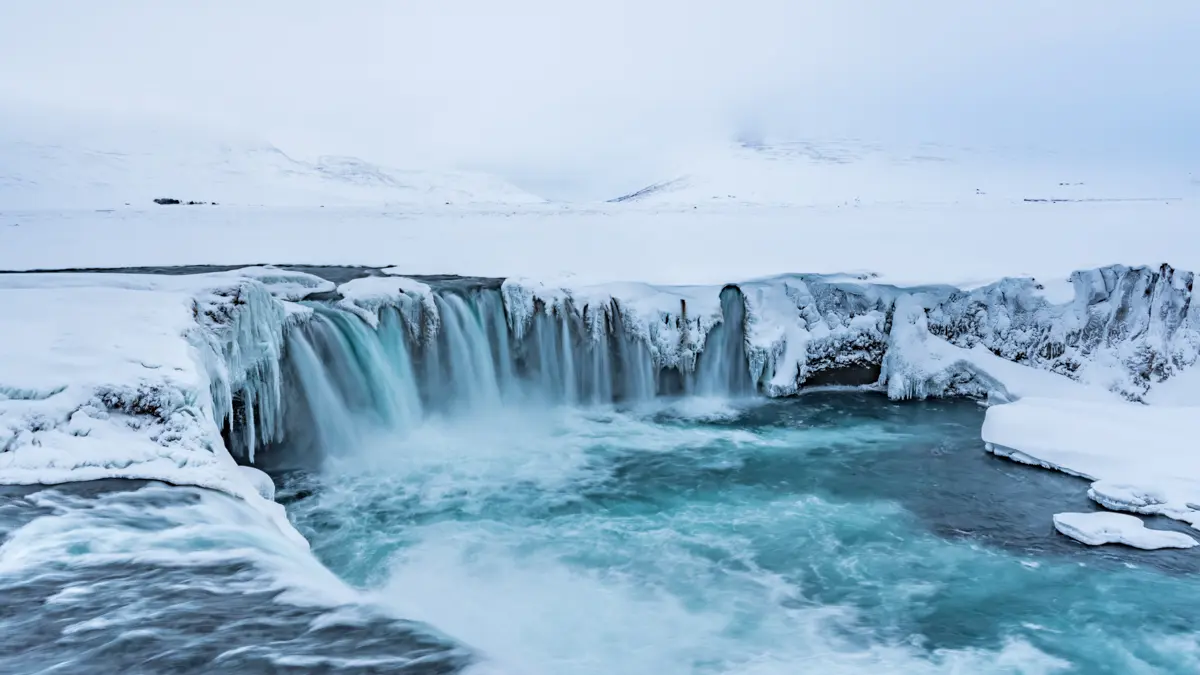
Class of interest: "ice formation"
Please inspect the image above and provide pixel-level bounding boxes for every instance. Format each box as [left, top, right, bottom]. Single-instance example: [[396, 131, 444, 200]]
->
[[0, 268, 331, 546], [1052, 512, 1197, 550], [2, 262, 1197, 542]]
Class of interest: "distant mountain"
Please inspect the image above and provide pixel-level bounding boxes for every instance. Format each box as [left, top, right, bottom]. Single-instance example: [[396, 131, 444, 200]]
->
[[0, 108, 544, 209], [609, 140, 1193, 207]]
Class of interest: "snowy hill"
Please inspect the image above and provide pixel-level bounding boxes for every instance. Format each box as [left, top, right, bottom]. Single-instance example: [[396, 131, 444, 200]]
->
[[0, 109, 544, 209], [610, 140, 1196, 207]]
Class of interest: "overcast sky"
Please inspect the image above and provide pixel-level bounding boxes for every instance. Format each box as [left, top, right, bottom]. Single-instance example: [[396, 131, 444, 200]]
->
[[2, 1, 1196, 196]]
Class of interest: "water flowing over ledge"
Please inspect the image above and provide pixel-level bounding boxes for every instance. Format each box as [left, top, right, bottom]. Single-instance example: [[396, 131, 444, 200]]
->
[[1, 263, 1197, 536]]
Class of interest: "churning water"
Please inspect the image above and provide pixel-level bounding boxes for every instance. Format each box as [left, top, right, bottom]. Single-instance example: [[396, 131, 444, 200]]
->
[[3, 281, 1199, 674], [275, 393, 1200, 675]]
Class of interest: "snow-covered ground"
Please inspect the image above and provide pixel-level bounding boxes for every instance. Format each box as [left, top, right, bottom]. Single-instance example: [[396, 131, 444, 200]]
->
[[0, 107, 542, 209], [609, 140, 1198, 208], [3, 200, 1199, 288]]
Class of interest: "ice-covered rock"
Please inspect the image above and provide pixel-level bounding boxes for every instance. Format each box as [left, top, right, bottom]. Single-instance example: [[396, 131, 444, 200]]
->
[[492, 265, 1191, 403], [1052, 512, 1197, 550], [737, 276, 893, 396], [337, 274, 437, 335], [238, 465, 276, 501], [0, 268, 329, 547], [927, 264, 1200, 401], [501, 277, 724, 375]]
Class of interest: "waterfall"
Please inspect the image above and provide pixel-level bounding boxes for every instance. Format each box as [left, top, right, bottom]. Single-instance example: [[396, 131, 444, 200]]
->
[[694, 286, 755, 396], [239, 284, 759, 464]]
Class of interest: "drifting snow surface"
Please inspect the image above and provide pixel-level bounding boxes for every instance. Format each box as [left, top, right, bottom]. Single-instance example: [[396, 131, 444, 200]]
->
[[983, 398, 1200, 529], [1052, 512, 1197, 550]]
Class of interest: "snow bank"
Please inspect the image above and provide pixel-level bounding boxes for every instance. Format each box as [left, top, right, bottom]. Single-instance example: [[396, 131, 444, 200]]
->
[[1052, 512, 1197, 550], [336, 274, 436, 335], [0, 268, 331, 546], [983, 398, 1200, 528]]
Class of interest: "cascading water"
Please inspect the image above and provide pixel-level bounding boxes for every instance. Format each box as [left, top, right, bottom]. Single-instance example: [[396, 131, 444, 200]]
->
[[245, 283, 755, 463], [694, 285, 755, 396]]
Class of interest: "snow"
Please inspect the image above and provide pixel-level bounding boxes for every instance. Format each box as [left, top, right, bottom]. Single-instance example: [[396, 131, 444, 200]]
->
[[335, 275, 435, 331], [238, 465, 277, 501], [0, 268, 331, 547], [608, 140, 1196, 208], [3, 202, 1198, 289], [0, 106, 542, 209], [1145, 365, 1200, 406], [3, 114, 1195, 285], [1052, 512, 1197, 550], [926, 265, 1200, 401], [983, 398, 1200, 528]]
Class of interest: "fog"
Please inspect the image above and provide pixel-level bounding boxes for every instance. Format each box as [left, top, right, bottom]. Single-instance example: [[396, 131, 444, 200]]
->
[[2, 1, 1196, 197]]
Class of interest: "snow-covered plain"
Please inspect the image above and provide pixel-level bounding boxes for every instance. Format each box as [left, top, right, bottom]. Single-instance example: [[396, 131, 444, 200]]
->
[[609, 140, 1197, 209], [3, 201, 1198, 288], [0, 106, 542, 209]]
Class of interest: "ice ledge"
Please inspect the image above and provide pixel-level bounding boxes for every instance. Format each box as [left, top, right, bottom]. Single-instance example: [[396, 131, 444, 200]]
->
[[1052, 512, 1197, 550], [984, 398, 1200, 531], [0, 267, 331, 548]]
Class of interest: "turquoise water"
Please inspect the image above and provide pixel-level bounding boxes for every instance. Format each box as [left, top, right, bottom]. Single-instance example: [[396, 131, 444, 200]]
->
[[279, 393, 1200, 674]]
